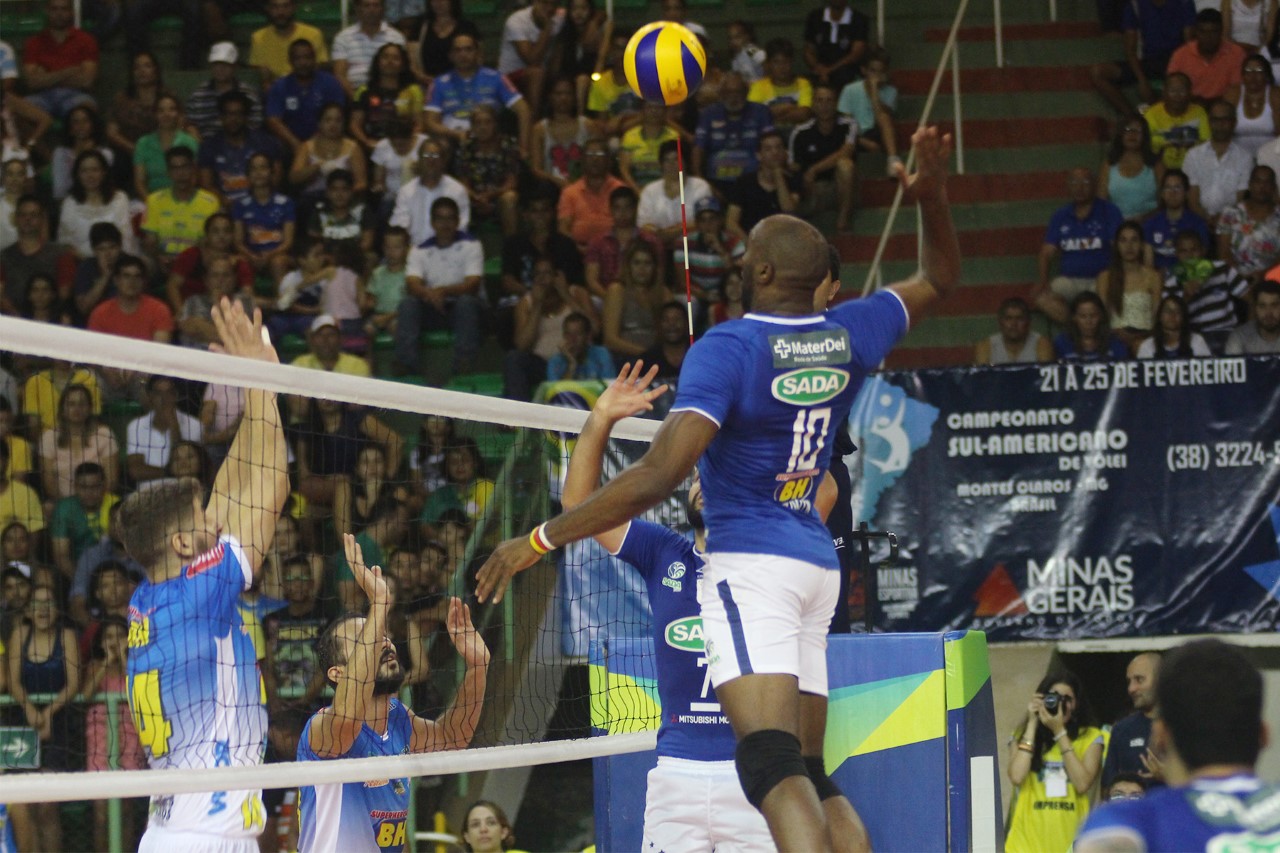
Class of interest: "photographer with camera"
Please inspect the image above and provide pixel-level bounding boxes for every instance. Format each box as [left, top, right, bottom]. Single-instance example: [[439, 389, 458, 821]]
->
[[1006, 670, 1106, 853]]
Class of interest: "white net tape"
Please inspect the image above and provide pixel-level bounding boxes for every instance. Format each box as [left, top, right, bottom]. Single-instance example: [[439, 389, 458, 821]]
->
[[0, 731, 657, 805]]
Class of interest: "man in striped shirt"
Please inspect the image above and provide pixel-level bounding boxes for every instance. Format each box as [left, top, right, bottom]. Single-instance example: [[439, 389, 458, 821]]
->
[[1162, 229, 1248, 353]]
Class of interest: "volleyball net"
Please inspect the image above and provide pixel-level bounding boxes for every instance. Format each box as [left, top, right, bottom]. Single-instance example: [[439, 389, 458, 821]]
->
[[0, 317, 682, 844]]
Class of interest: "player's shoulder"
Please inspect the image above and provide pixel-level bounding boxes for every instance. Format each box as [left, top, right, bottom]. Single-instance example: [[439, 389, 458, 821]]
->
[[623, 519, 692, 555]]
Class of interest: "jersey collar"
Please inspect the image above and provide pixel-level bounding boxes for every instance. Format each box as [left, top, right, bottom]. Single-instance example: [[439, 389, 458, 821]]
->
[[744, 312, 825, 325]]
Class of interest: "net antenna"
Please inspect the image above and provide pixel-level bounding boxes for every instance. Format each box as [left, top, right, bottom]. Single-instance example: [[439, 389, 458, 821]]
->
[[676, 136, 695, 343]]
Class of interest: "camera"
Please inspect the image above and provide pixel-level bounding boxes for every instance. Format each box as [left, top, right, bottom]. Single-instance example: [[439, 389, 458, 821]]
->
[[1042, 691, 1062, 715]]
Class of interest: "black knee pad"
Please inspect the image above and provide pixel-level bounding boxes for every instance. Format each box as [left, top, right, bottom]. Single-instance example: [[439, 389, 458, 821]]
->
[[804, 755, 844, 801], [735, 729, 808, 809]]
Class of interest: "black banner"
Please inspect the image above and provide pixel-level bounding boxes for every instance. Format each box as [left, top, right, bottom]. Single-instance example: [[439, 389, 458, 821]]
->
[[846, 356, 1280, 640]]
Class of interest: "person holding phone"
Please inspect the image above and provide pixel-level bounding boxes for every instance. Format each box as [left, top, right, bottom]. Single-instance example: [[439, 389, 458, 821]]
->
[[1006, 670, 1106, 853]]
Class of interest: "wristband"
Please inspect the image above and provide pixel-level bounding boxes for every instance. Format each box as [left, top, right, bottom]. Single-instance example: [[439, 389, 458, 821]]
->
[[529, 522, 555, 555], [1017, 742, 1034, 754], [1055, 731, 1070, 743]]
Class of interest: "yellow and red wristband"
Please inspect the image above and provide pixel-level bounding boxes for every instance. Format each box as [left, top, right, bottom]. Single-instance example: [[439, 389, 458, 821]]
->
[[529, 522, 556, 555]]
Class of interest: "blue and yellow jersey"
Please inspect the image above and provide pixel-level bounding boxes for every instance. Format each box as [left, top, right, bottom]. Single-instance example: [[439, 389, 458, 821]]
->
[[297, 699, 414, 852], [126, 534, 268, 837]]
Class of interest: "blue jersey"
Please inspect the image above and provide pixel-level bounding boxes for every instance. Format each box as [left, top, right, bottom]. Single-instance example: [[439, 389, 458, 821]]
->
[[1076, 774, 1280, 851], [613, 520, 737, 762], [671, 291, 909, 567], [1045, 199, 1124, 279], [126, 535, 267, 837], [233, 192, 296, 255], [425, 68, 522, 132], [297, 699, 414, 853]]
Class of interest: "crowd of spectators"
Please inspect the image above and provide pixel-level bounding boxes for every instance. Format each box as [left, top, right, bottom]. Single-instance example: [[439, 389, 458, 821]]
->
[[971, 6, 1280, 365], [0, 0, 900, 406]]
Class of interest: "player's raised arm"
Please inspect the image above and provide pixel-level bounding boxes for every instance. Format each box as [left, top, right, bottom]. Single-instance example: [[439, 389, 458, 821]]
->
[[887, 126, 962, 325], [411, 597, 490, 752], [207, 298, 290, 575], [309, 535, 391, 758], [476, 408, 718, 603], [562, 362, 668, 554]]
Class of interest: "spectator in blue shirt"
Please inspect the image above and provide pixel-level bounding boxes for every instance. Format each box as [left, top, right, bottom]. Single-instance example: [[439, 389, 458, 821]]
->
[[546, 311, 613, 382], [198, 90, 285, 207], [424, 32, 530, 153], [1090, 0, 1196, 115], [1034, 167, 1125, 325], [265, 38, 347, 155], [1052, 291, 1131, 361], [1143, 168, 1210, 272], [693, 71, 775, 196]]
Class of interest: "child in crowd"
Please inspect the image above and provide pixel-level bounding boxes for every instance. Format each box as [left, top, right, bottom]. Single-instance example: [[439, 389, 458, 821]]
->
[[270, 239, 365, 347], [306, 168, 375, 273], [363, 226, 410, 338], [728, 20, 766, 83], [838, 46, 901, 176], [82, 614, 146, 851], [370, 117, 428, 221]]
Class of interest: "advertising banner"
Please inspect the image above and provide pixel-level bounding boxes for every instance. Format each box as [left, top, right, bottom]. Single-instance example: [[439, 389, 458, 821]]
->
[[846, 356, 1280, 639]]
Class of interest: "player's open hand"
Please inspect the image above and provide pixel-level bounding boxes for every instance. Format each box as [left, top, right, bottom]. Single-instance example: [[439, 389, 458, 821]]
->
[[445, 597, 490, 667], [343, 533, 390, 610], [596, 362, 668, 423], [210, 297, 279, 364], [894, 126, 952, 204], [474, 535, 542, 604]]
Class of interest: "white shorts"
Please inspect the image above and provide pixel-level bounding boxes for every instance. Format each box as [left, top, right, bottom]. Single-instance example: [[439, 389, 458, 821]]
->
[[138, 825, 260, 853], [698, 552, 839, 696], [641, 757, 775, 853]]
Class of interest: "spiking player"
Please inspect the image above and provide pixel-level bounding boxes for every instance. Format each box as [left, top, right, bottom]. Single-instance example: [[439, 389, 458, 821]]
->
[[120, 299, 290, 852], [477, 126, 960, 851], [565, 360, 845, 851], [296, 534, 490, 853]]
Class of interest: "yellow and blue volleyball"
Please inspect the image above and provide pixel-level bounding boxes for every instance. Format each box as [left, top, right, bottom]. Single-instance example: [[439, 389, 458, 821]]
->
[[623, 21, 706, 106]]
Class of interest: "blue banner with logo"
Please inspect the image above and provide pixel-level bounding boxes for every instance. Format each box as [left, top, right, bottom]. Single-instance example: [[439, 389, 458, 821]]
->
[[846, 356, 1280, 640]]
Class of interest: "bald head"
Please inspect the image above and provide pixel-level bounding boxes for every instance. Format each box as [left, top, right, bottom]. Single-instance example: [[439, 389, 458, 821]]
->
[[744, 215, 830, 310], [1127, 651, 1160, 714]]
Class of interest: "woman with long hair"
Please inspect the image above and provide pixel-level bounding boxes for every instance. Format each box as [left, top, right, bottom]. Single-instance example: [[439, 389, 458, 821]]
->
[[528, 75, 593, 188], [164, 211, 252, 314], [350, 43, 424, 150], [20, 273, 73, 327], [1097, 116, 1159, 220], [107, 51, 172, 155], [290, 102, 368, 203], [1226, 53, 1280, 156], [51, 104, 113, 201], [133, 94, 199, 200], [412, 0, 478, 81], [410, 414, 456, 499], [7, 585, 81, 852], [38, 383, 119, 500], [461, 800, 522, 853], [602, 240, 674, 359], [551, 0, 611, 109], [1005, 670, 1103, 853], [1136, 294, 1212, 357], [1216, 164, 1280, 282], [1052, 291, 1130, 361], [1096, 221, 1162, 351], [57, 149, 138, 257]]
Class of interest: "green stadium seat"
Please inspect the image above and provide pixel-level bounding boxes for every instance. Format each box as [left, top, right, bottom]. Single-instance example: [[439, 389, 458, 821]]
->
[[279, 334, 309, 362]]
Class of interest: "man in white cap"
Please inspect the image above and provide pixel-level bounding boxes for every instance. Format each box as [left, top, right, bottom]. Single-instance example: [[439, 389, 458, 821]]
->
[[186, 42, 264, 140], [291, 315, 372, 377]]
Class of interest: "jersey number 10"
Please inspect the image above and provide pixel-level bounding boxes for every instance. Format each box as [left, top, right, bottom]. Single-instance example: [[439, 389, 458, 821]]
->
[[787, 407, 832, 473]]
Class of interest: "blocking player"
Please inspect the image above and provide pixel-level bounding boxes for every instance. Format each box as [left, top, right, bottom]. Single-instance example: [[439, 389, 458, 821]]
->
[[477, 126, 960, 852], [120, 299, 290, 851], [566, 360, 840, 851], [1074, 639, 1276, 852], [296, 534, 490, 853]]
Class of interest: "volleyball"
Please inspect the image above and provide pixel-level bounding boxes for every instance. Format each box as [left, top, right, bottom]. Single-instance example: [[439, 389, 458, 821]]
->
[[623, 21, 707, 106]]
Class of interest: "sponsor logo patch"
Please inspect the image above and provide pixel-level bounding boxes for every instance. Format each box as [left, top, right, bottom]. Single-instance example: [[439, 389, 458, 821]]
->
[[771, 367, 851, 405], [770, 329, 852, 367], [664, 616, 705, 652]]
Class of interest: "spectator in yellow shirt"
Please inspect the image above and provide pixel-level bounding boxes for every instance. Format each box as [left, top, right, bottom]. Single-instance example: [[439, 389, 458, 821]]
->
[[748, 38, 813, 137], [0, 442, 44, 536], [1144, 72, 1209, 170], [250, 0, 330, 87]]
